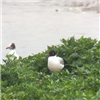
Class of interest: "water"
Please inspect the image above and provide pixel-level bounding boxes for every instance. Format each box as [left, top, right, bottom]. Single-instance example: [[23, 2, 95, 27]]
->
[[1, 0, 99, 64]]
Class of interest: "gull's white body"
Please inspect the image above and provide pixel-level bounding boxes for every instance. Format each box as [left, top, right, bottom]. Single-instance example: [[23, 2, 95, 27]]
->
[[8, 49, 19, 59], [48, 55, 64, 72]]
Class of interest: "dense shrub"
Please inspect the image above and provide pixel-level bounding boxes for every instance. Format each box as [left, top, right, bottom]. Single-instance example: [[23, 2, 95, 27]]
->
[[1, 36, 100, 100]]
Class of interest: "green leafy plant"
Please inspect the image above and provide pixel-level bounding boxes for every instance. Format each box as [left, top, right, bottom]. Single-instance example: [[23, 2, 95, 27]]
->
[[1, 36, 100, 100]]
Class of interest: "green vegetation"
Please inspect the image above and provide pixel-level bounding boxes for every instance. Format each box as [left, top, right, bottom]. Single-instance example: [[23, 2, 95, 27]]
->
[[1, 36, 100, 100]]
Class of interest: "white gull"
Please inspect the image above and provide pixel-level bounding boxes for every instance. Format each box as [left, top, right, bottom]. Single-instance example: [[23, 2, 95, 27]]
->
[[47, 50, 64, 72]]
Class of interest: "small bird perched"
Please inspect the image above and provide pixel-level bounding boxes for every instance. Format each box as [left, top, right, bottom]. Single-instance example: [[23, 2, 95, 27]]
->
[[6, 43, 19, 59], [47, 50, 64, 72]]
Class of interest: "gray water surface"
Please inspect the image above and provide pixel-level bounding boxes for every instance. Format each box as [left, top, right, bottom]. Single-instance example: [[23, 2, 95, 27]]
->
[[1, 0, 99, 63]]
